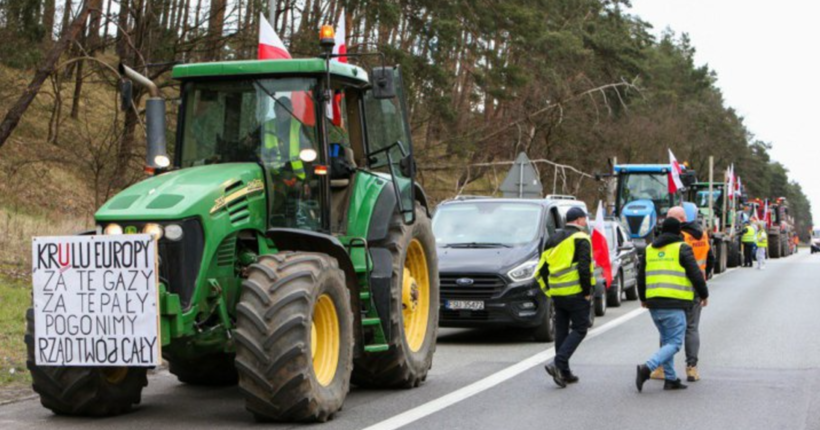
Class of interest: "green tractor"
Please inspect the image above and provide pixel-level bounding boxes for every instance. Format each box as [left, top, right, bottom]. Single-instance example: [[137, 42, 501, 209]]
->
[[25, 33, 439, 422]]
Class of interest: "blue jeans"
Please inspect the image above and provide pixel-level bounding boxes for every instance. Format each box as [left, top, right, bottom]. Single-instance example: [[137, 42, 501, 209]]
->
[[646, 308, 686, 381]]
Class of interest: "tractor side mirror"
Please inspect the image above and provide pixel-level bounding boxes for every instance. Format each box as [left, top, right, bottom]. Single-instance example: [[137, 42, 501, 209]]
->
[[371, 67, 396, 100], [120, 79, 133, 111]]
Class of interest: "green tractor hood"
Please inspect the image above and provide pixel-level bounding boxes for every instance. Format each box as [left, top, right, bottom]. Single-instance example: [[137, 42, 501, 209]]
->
[[96, 163, 264, 222]]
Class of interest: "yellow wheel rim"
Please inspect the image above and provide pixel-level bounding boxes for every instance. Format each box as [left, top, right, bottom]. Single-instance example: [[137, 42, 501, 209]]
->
[[311, 294, 340, 387], [101, 367, 128, 384], [403, 239, 430, 352]]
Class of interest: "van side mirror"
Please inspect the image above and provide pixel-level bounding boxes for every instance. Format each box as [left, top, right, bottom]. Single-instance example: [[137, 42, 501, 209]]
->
[[120, 79, 133, 111], [371, 67, 396, 100]]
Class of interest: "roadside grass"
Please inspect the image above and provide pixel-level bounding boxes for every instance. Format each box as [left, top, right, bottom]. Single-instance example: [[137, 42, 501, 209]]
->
[[0, 275, 31, 389]]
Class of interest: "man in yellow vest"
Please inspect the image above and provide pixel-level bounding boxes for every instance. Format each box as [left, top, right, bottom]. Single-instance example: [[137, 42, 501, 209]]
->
[[537, 207, 595, 388], [262, 97, 308, 182], [756, 223, 768, 270], [262, 97, 313, 227], [741, 221, 757, 268], [636, 217, 709, 392]]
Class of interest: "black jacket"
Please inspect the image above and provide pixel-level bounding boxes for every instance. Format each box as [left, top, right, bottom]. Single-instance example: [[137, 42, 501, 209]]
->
[[539, 225, 593, 296], [681, 221, 716, 278], [638, 232, 709, 309]]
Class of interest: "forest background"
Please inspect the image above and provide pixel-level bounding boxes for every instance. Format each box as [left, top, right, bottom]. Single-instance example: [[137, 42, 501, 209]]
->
[[0, 0, 813, 277]]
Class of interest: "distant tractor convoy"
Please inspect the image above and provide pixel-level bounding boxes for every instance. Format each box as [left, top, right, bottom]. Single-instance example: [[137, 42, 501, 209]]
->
[[27, 33, 439, 422], [24, 30, 802, 424]]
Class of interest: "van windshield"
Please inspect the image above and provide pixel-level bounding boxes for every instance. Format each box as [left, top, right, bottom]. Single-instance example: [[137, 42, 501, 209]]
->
[[433, 202, 543, 247]]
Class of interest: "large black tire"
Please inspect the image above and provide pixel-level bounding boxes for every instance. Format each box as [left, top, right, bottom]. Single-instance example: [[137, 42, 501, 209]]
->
[[607, 273, 623, 308], [168, 353, 238, 386], [713, 241, 725, 274], [531, 297, 555, 343], [24, 308, 147, 416], [727, 240, 741, 267], [234, 252, 353, 423], [769, 234, 781, 259], [352, 203, 439, 388]]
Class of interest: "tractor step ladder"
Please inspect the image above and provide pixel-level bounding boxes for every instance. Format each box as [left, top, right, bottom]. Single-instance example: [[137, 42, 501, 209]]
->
[[347, 237, 390, 353]]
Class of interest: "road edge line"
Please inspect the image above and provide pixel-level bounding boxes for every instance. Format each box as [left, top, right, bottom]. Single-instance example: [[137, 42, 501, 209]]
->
[[362, 306, 648, 430]]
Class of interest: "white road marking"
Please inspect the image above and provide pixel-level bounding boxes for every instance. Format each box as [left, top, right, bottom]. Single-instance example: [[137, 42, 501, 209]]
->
[[362, 307, 648, 430]]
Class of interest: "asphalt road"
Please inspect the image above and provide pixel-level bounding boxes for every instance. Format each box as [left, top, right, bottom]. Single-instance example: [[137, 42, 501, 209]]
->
[[3, 251, 819, 430]]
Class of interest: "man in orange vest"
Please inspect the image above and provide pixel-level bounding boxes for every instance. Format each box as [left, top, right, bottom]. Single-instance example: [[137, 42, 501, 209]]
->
[[650, 206, 714, 383]]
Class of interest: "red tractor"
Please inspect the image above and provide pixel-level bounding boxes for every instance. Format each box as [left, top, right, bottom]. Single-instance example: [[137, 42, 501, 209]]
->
[[746, 197, 795, 258]]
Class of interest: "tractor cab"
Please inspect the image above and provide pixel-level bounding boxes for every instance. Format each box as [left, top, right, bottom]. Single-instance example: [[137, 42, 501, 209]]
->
[[613, 164, 695, 246], [171, 58, 416, 233]]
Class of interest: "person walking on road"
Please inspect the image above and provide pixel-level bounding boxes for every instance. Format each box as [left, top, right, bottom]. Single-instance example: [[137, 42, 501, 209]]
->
[[536, 207, 595, 388], [636, 217, 709, 392], [756, 223, 768, 270], [741, 221, 757, 267], [650, 207, 714, 383]]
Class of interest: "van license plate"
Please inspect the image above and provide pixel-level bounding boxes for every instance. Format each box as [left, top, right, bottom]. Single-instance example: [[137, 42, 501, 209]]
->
[[446, 300, 484, 311]]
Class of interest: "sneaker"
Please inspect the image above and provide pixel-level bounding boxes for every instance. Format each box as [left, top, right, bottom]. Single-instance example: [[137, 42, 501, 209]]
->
[[545, 363, 567, 388], [563, 371, 579, 384], [686, 366, 700, 382], [636, 364, 651, 392], [650, 367, 665, 380], [663, 378, 688, 390]]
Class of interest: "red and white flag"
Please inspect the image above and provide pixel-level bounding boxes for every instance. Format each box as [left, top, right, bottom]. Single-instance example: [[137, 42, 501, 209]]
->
[[332, 11, 347, 63], [726, 165, 734, 199], [668, 149, 684, 194], [327, 11, 347, 127], [763, 199, 770, 226], [258, 13, 291, 60], [591, 201, 613, 288], [258, 13, 315, 125]]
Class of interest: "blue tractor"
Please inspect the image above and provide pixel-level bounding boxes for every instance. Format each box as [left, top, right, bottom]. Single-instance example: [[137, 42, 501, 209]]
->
[[613, 164, 697, 250]]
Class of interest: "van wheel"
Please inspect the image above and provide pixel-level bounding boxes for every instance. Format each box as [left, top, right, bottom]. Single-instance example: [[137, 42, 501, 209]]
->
[[531, 297, 555, 343]]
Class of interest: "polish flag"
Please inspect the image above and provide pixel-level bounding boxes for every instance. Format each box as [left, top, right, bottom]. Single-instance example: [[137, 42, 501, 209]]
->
[[258, 13, 291, 60], [591, 201, 613, 288], [668, 149, 684, 194], [726, 165, 734, 199], [258, 13, 315, 125], [332, 11, 347, 63], [328, 11, 347, 127], [763, 199, 770, 226]]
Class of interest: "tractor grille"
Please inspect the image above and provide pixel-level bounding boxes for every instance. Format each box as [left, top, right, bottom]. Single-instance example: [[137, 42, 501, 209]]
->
[[626, 215, 644, 236], [156, 218, 204, 309], [440, 274, 506, 299]]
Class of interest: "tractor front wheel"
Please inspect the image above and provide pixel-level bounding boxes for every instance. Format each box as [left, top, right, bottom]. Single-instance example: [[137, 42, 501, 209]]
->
[[25, 308, 147, 416], [352, 203, 439, 388], [234, 252, 353, 423]]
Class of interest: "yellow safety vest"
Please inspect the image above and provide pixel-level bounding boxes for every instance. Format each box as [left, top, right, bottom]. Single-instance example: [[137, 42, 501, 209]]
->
[[741, 226, 756, 243], [757, 230, 768, 248], [645, 242, 694, 301], [536, 231, 595, 297], [264, 119, 305, 179]]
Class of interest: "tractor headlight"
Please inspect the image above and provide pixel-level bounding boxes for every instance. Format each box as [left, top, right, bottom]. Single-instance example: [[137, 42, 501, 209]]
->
[[143, 223, 164, 240], [508, 259, 540, 282], [104, 223, 123, 235], [638, 215, 652, 237], [164, 224, 184, 241]]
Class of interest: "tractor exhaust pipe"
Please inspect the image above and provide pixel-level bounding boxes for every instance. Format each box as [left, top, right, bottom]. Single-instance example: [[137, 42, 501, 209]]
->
[[119, 63, 169, 172]]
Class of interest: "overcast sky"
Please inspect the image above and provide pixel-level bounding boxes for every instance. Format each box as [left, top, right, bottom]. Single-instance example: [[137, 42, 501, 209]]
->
[[629, 0, 820, 226]]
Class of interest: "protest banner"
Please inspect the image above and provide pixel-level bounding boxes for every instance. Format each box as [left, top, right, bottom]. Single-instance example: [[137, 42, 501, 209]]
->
[[31, 234, 160, 366]]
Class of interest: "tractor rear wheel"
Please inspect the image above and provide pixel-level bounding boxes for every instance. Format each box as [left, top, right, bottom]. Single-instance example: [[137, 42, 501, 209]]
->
[[727, 240, 741, 267], [235, 252, 353, 423], [25, 308, 147, 416], [352, 203, 439, 388], [769, 234, 781, 259], [169, 353, 238, 386]]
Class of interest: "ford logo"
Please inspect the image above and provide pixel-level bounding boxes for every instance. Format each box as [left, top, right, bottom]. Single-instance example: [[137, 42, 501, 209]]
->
[[456, 278, 474, 286]]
